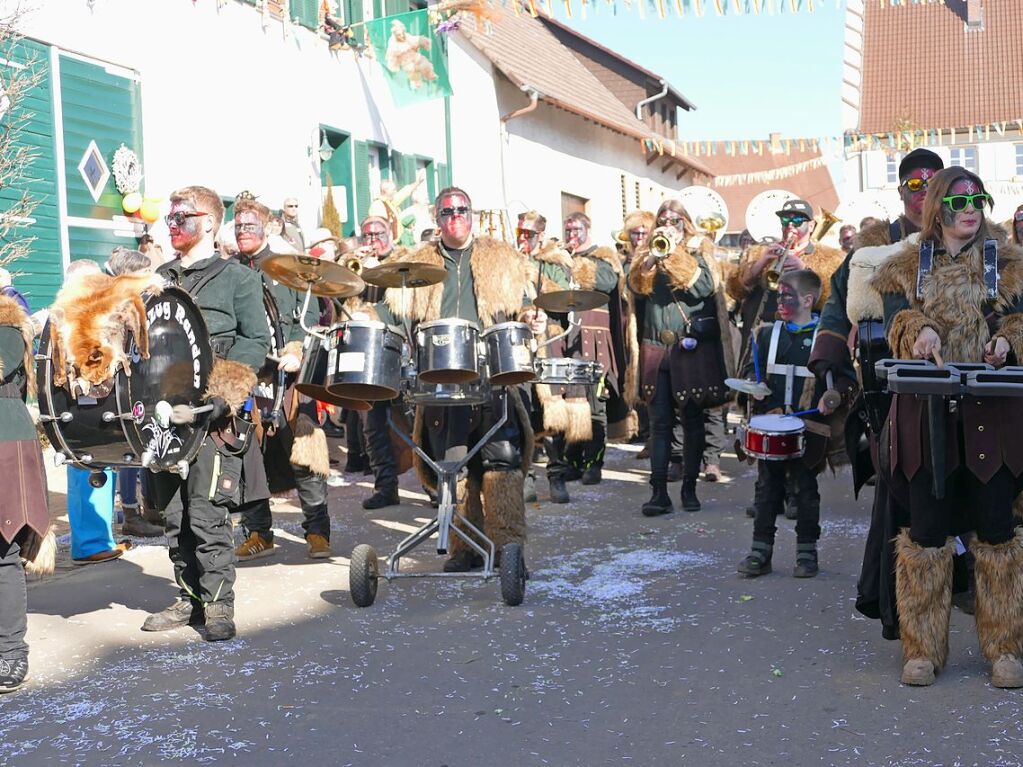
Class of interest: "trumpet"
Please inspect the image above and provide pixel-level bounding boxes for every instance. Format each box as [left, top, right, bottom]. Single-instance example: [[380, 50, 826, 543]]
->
[[344, 256, 363, 275], [613, 228, 629, 255], [648, 226, 678, 259], [764, 230, 798, 291]]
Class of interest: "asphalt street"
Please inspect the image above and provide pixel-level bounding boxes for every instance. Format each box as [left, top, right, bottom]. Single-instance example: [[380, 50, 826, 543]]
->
[[3, 440, 1023, 766]]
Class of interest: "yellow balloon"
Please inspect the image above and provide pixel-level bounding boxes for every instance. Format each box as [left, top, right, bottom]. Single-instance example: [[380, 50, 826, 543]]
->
[[122, 192, 142, 214], [139, 199, 160, 224]]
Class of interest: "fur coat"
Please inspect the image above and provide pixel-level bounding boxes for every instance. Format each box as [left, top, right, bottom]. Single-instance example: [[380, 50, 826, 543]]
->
[[726, 241, 845, 311]]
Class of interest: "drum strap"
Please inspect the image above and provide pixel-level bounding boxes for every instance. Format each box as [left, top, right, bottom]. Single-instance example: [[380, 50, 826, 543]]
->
[[917, 239, 998, 300], [766, 320, 819, 409]]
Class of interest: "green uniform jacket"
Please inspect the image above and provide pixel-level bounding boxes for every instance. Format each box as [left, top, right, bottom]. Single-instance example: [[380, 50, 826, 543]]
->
[[240, 245, 318, 346], [158, 254, 271, 372]]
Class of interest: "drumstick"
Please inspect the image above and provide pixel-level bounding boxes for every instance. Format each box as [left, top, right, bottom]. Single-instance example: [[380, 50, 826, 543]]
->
[[933, 349, 944, 368], [786, 408, 820, 418]]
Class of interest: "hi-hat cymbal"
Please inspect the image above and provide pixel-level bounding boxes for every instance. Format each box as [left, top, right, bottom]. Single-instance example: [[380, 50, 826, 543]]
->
[[725, 377, 772, 398], [534, 289, 608, 314], [260, 254, 365, 297], [362, 261, 448, 289]]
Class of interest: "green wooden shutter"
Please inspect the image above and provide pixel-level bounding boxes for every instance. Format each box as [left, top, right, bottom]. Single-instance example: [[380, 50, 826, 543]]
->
[[294, 0, 320, 28], [385, 0, 410, 16], [353, 140, 371, 224]]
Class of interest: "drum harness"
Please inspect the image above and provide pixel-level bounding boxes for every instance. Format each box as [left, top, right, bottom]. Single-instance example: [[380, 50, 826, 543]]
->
[[766, 320, 820, 414]]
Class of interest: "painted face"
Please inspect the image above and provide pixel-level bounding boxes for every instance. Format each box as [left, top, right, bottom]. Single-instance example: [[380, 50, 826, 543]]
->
[[779, 213, 813, 246], [940, 177, 985, 241], [166, 200, 207, 254], [436, 192, 472, 247], [628, 225, 649, 250], [839, 225, 856, 252], [235, 211, 266, 256], [776, 284, 806, 322], [899, 166, 935, 219], [656, 210, 687, 235], [564, 218, 589, 252], [516, 227, 541, 254], [361, 219, 393, 256]]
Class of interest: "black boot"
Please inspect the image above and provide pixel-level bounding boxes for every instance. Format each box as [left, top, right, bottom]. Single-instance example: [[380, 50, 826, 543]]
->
[[642, 482, 673, 517], [793, 542, 819, 578], [738, 541, 773, 577], [443, 549, 484, 572], [680, 480, 701, 512], [0, 656, 28, 694], [581, 464, 602, 485], [362, 488, 400, 509], [549, 476, 570, 504]]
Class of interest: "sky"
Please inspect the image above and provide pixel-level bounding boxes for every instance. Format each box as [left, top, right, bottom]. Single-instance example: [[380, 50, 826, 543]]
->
[[554, 5, 846, 142]]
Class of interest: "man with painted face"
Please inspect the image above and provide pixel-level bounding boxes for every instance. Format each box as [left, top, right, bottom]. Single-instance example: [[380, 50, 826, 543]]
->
[[871, 167, 1023, 688], [229, 198, 331, 562], [557, 212, 637, 485], [808, 148, 944, 641], [377, 188, 535, 572], [145, 186, 271, 642]]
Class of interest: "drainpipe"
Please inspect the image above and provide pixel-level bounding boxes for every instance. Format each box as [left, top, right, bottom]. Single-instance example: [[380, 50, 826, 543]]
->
[[501, 86, 539, 123], [635, 78, 668, 121], [498, 86, 540, 225]]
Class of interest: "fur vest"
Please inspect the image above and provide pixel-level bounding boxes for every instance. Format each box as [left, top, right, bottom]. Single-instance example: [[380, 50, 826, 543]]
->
[[726, 241, 845, 310], [846, 234, 919, 324]]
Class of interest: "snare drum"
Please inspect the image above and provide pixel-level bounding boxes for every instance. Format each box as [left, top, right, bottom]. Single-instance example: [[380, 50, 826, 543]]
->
[[533, 357, 604, 386], [37, 287, 213, 472], [480, 321, 535, 386], [738, 414, 805, 461], [416, 318, 480, 384], [326, 320, 402, 401], [295, 335, 370, 411]]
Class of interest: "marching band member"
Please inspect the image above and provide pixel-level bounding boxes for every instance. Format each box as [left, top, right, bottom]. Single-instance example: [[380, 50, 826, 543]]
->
[[144, 186, 271, 642], [628, 200, 734, 516], [1011, 204, 1023, 245], [230, 198, 331, 561], [377, 187, 535, 572], [871, 167, 1023, 687]]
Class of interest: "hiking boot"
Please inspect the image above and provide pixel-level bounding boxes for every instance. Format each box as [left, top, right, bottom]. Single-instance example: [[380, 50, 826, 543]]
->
[[680, 481, 701, 512], [306, 533, 331, 559], [0, 656, 28, 694], [562, 466, 582, 482], [901, 658, 936, 686], [581, 465, 602, 485], [121, 507, 164, 538], [203, 602, 236, 642], [738, 542, 773, 577], [992, 654, 1023, 688], [793, 543, 819, 578], [523, 473, 538, 503], [549, 476, 570, 504], [642, 483, 673, 517], [666, 462, 684, 483], [362, 489, 400, 510], [235, 532, 275, 561], [443, 549, 484, 572], [141, 598, 203, 632], [703, 463, 722, 482]]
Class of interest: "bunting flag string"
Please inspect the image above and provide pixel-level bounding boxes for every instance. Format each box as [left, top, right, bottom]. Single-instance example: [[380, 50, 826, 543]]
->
[[711, 156, 828, 186], [497, 0, 947, 20]]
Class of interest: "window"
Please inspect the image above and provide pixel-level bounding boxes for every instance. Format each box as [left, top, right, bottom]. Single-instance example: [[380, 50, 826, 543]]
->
[[886, 152, 904, 186], [1016, 144, 1023, 176], [950, 145, 978, 173], [561, 192, 589, 223]]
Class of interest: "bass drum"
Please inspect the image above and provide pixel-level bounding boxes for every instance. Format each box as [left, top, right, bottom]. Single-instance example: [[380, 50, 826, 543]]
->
[[254, 283, 286, 427], [37, 287, 214, 473]]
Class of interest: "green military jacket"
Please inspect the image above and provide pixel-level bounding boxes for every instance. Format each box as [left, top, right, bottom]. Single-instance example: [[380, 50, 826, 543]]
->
[[158, 254, 270, 372], [631, 252, 717, 346]]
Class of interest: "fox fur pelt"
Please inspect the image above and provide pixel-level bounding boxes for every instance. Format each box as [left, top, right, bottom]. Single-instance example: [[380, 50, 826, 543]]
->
[[49, 271, 164, 392]]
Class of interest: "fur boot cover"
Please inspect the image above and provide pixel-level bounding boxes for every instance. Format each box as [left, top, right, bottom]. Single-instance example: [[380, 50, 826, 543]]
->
[[972, 527, 1023, 663], [481, 469, 527, 551], [21, 527, 56, 577], [872, 224, 1023, 363], [895, 530, 954, 670], [607, 408, 639, 442], [289, 412, 330, 478], [447, 476, 481, 558], [205, 359, 257, 415]]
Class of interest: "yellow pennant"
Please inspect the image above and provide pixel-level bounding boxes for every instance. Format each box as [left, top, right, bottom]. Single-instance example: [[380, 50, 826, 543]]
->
[[657, 0, 667, 18], [694, 0, 704, 16], [563, 0, 572, 18], [675, 0, 685, 16]]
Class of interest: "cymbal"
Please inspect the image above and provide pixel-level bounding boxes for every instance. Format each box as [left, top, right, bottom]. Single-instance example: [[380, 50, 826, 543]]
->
[[725, 377, 772, 398], [294, 382, 371, 411], [534, 289, 608, 314], [260, 254, 365, 297], [362, 261, 448, 289]]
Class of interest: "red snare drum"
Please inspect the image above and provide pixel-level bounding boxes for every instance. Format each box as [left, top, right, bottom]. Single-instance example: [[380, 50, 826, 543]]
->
[[739, 414, 805, 461]]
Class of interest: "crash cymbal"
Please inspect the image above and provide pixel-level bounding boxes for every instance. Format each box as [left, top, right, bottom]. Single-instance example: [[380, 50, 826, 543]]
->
[[361, 261, 448, 289], [534, 289, 608, 314], [294, 382, 371, 411], [724, 377, 772, 398], [260, 254, 365, 297]]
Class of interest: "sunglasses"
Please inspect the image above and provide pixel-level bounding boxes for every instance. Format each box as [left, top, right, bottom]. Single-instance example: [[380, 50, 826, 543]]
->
[[516, 229, 539, 239], [285, 204, 299, 209], [362, 230, 387, 241], [438, 206, 470, 218], [942, 193, 991, 212], [234, 222, 261, 233], [657, 214, 685, 226], [165, 211, 208, 228], [780, 215, 810, 226], [901, 177, 929, 193]]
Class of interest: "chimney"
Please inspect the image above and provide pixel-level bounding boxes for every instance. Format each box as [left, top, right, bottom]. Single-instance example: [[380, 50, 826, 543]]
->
[[966, 0, 984, 31]]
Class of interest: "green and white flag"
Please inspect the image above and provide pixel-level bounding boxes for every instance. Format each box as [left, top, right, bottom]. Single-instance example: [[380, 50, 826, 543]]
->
[[366, 9, 452, 107]]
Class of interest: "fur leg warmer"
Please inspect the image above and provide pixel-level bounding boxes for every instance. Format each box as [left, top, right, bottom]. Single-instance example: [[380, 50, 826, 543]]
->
[[290, 413, 330, 478], [482, 470, 527, 552], [21, 527, 56, 577], [205, 359, 257, 415], [895, 530, 954, 671], [447, 476, 480, 557], [972, 527, 1023, 663]]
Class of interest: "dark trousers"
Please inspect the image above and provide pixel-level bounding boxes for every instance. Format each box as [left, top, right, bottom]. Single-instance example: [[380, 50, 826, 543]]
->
[[345, 409, 366, 466], [546, 435, 570, 480], [158, 439, 237, 606], [241, 463, 330, 541], [0, 538, 27, 661], [906, 466, 1019, 549], [565, 386, 607, 470], [753, 459, 820, 545], [423, 391, 522, 478], [649, 365, 704, 484], [364, 400, 399, 494], [703, 406, 726, 465]]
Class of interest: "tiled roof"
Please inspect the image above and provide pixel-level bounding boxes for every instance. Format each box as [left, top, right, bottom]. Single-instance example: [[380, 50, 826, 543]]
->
[[857, 1, 1023, 134], [703, 143, 839, 231], [459, 12, 711, 177]]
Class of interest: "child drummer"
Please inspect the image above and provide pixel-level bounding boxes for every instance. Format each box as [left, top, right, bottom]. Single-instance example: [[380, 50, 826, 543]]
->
[[737, 269, 832, 579]]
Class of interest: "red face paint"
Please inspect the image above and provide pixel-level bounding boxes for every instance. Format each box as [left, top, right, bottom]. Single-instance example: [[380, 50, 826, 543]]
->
[[361, 219, 392, 256], [901, 167, 934, 219], [234, 211, 265, 256], [436, 193, 471, 248], [564, 220, 588, 252], [628, 226, 648, 249], [168, 201, 204, 254]]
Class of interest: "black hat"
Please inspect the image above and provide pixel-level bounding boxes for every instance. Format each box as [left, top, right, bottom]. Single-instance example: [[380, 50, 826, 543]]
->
[[775, 199, 814, 220], [898, 148, 943, 180]]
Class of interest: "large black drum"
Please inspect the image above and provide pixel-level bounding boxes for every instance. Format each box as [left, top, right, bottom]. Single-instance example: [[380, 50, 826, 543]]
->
[[253, 283, 286, 426], [295, 333, 370, 411], [37, 287, 214, 473], [325, 320, 403, 401]]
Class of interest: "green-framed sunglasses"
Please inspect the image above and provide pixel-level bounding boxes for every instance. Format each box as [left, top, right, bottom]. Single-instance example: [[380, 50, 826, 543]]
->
[[941, 193, 991, 212]]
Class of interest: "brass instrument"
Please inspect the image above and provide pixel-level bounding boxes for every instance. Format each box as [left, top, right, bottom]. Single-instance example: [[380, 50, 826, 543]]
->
[[648, 226, 678, 259], [764, 230, 798, 291], [344, 256, 364, 275], [814, 208, 840, 242], [613, 228, 629, 255], [696, 212, 726, 235]]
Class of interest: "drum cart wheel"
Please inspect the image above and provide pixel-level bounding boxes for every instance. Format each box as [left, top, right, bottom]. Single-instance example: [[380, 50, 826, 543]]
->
[[349, 544, 380, 607], [499, 543, 527, 606]]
